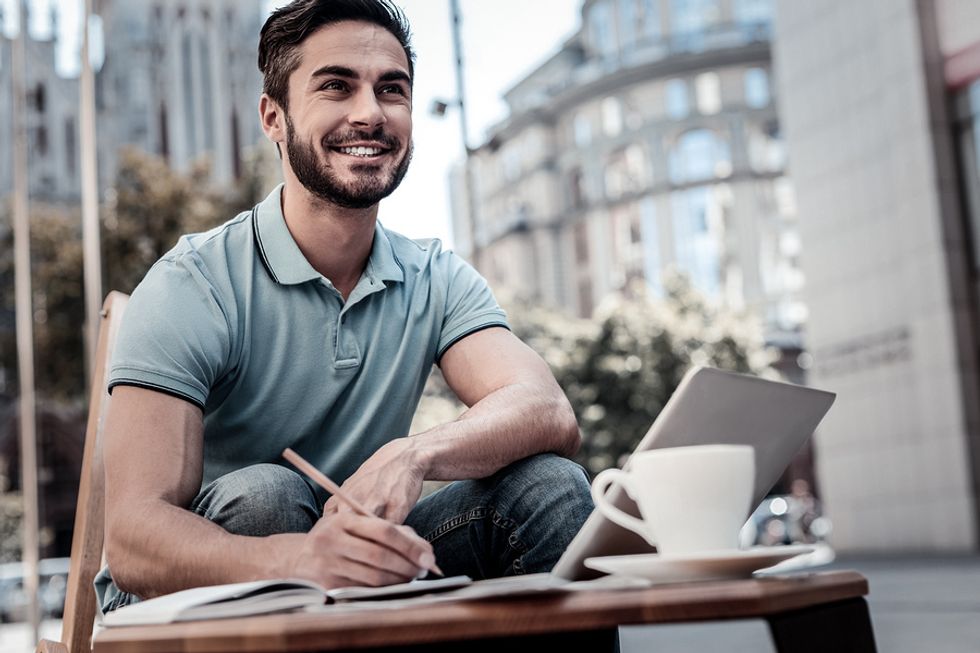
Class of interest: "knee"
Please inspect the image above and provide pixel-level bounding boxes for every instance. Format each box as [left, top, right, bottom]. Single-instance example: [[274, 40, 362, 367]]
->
[[498, 453, 593, 517], [192, 464, 318, 536]]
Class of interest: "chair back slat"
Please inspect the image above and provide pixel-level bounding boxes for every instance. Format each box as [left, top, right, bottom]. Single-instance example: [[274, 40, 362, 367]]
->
[[59, 292, 129, 653]]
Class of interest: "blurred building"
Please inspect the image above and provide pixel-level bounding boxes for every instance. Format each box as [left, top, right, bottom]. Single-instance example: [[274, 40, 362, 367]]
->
[[0, 0, 266, 204], [774, 0, 980, 552], [92, 0, 266, 190], [0, 6, 81, 202], [454, 0, 806, 351]]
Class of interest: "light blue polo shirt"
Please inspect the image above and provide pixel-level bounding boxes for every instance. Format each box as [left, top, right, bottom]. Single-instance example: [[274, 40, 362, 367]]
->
[[107, 184, 509, 490]]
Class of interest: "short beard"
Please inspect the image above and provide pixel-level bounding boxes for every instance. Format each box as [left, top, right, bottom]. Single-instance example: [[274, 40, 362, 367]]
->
[[285, 115, 412, 210]]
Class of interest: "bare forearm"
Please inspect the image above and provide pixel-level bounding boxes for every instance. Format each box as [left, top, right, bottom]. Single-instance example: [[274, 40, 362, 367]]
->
[[106, 499, 294, 598], [410, 381, 580, 481]]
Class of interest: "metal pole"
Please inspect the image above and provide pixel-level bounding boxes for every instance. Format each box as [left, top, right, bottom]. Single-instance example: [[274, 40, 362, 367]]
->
[[449, 0, 482, 271], [80, 0, 102, 374], [11, 0, 41, 641]]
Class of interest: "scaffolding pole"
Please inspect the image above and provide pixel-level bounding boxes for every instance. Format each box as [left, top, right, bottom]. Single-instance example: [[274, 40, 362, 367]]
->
[[80, 0, 102, 373], [11, 0, 41, 642]]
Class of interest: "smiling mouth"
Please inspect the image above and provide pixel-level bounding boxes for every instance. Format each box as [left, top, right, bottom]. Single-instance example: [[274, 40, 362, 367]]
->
[[331, 145, 391, 158]]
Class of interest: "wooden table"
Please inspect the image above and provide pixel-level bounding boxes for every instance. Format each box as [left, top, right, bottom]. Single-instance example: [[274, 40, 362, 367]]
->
[[92, 570, 877, 653]]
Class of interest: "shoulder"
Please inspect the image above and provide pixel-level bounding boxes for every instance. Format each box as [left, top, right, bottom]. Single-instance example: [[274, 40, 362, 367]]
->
[[380, 226, 471, 281], [129, 209, 255, 323]]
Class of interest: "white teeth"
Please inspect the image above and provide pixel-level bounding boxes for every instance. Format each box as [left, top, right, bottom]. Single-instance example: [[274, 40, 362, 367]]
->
[[339, 146, 383, 157]]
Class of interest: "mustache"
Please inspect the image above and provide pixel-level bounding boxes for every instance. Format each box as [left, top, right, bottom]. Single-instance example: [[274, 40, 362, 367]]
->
[[323, 128, 400, 149]]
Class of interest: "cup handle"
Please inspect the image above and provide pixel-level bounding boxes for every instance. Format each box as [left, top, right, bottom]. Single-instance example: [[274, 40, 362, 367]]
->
[[591, 469, 658, 547]]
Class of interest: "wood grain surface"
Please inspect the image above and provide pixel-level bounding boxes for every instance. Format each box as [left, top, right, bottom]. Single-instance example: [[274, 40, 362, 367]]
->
[[93, 570, 869, 652]]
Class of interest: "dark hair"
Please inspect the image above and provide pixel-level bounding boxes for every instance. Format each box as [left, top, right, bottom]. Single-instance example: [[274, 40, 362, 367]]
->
[[258, 0, 415, 110]]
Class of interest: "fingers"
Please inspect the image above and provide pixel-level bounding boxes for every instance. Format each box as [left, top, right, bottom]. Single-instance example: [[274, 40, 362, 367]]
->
[[307, 511, 435, 587], [344, 513, 435, 572], [338, 533, 421, 584]]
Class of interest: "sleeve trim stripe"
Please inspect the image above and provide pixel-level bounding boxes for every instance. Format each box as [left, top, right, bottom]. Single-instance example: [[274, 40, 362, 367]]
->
[[436, 322, 510, 364], [107, 379, 206, 410]]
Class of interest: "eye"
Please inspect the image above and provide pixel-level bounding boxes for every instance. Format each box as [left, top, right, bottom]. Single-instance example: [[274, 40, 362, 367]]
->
[[320, 80, 349, 93], [379, 84, 407, 96]]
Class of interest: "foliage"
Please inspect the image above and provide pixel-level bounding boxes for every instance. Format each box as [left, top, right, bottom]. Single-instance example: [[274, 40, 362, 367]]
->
[[413, 274, 776, 478], [102, 147, 268, 296], [0, 148, 270, 400], [0, 491, 23, 562]]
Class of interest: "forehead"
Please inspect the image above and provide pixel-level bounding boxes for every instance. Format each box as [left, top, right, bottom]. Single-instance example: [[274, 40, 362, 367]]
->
[[293, 20, 409, 80]]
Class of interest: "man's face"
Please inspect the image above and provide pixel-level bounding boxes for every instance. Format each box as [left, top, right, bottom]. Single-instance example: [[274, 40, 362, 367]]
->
[[281, 20, 413, 209]]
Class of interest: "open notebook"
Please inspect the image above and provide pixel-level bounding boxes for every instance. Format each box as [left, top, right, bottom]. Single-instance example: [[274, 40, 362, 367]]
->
[[102, 575, 471, 626]]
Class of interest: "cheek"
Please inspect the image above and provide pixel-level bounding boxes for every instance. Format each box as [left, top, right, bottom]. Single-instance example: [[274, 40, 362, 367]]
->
[[388, 108, 412, 138]]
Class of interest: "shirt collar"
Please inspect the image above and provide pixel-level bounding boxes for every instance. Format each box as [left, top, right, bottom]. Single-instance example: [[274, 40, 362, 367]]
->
[[253, 184, 405, 286]]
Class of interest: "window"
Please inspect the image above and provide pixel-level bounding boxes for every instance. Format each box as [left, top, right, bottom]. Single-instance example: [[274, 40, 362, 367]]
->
[[569, 168, 585, 210], [671, 0, 722, 36], [33, 83, 46, 113], [502, 146, 521, 182], [588, 1, 616, 59], [64, 117, 76, 177], [745, 68, 770, 108], [695, 72, 721, 115], [200, 36, 214, 151], [618, 0, 636, 50], [669, 129, 731, 184], [734, 0, 773, 27], [604, 145, 649, 198], [182, 32, 196, 155], [573, 112, 592, 147], [35, 125, 48, 156], [602, 97, 623, 136], [640, 197, 663, 295], [670, 186, 724, 298], [748, 120, 786, 173], [665, 78, 689, 119], [574, 219, 590, 264], [641, 0, 661, 41]]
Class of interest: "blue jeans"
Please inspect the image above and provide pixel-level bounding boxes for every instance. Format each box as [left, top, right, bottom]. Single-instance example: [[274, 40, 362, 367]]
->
[[97, 453, 594, 611]]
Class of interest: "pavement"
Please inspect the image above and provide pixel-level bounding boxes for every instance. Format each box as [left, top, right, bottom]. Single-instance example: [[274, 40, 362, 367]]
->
[[2, 554, 978, 652], [620, 554, 980, 652]]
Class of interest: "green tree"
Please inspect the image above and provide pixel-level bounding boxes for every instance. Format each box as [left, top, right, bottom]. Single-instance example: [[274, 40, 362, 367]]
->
[[498, 274, 774, 476]]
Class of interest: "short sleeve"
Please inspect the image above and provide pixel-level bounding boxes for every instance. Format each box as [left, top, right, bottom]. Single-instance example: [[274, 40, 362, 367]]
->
[[108, 251, 233, 409], [435, 251, 509, 360]]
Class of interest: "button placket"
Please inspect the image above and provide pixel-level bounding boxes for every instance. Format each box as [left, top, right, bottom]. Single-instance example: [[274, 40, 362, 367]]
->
[[334, 304, 360, 369]]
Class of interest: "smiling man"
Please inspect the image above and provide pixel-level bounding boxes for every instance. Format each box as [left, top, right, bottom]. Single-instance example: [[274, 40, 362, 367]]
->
[[95, 0, 597, 625]]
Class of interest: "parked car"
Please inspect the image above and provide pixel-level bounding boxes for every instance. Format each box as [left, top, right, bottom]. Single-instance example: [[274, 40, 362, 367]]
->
[[0, 557, 70, 623]]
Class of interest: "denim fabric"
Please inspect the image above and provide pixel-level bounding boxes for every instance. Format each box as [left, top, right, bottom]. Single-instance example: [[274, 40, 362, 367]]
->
[[98, 453, 594, 614], [405, 453, 594, 579]]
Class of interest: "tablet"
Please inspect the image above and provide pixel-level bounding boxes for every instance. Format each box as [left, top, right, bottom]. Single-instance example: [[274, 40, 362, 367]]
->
[[551, 366, 836, 580]]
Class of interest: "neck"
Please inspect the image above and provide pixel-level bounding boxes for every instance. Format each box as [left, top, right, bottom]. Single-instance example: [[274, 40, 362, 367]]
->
[[280, 179, 378, 300]]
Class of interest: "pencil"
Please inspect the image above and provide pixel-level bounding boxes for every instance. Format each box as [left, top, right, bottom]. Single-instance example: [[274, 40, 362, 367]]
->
[[282, 447, 444, 577]]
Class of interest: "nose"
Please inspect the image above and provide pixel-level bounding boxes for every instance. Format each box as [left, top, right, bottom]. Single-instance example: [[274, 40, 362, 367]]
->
[[348, 88, 386, 129]]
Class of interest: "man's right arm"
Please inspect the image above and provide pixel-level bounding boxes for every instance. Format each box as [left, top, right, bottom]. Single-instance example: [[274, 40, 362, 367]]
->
[[103, 386, 435, 599]]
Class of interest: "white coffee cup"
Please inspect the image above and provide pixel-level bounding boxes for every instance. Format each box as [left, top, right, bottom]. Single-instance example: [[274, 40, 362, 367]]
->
[[591, 444, 755, 556]]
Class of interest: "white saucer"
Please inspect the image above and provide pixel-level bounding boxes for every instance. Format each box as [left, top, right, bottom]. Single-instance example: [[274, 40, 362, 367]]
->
[[584, 545, 816, 584]]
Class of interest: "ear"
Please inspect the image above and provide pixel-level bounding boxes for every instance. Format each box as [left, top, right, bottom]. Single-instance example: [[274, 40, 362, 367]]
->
[[259, 94, 286, 146]]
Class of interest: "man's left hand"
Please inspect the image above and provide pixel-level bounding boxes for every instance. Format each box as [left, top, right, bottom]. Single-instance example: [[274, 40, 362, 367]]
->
[[324, 438, 427, 524]]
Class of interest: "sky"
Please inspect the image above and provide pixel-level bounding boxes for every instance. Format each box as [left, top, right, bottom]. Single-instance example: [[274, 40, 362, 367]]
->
[[3, 0, 583, 248]]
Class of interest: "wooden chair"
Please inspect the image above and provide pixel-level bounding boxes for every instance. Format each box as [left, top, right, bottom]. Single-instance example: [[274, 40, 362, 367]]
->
[[38, 292, 129, 653]]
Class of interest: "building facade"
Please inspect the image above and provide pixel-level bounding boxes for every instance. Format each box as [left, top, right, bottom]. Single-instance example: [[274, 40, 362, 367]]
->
[[93, 0, 266, 191], [774, 0, 980, 551], [456, 0, 806, 350], [0, 8, 82, 202], [0, 0, 266, 204]]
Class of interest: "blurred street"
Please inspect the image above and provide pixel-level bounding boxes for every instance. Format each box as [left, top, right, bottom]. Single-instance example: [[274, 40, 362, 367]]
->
[[621, 554, 980, 652], [2, 554, 977, 653]]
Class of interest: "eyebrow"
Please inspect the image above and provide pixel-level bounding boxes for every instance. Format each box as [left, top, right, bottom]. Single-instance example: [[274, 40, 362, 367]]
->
[[309, 65, 412, 87]]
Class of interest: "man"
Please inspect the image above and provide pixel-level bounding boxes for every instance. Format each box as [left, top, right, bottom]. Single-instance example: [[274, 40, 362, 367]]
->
[[96, 0, 594, 613]]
